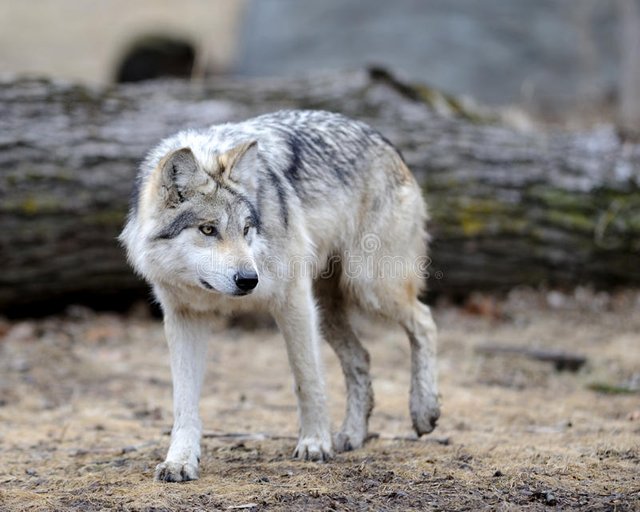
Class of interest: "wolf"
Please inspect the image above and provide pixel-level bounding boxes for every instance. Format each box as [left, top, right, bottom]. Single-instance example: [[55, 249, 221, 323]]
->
[[120, 110, 439, 482]]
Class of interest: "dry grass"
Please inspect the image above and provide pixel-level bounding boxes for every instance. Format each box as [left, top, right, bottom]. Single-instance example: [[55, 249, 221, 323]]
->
[[0, 289, 638, 511]]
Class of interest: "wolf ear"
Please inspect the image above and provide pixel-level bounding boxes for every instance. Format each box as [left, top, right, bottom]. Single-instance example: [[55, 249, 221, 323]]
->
[[159, 147, 200, 205], [216, 141, 259, 184]]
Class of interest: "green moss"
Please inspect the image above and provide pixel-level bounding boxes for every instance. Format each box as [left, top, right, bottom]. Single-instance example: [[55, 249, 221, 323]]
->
[[457, 198, 508, 236], [544, 210, 595, 232], [628, 213, 640, 231], [597, 193, 640, 233], [459, 216, 485, 236], [527, 186, 590, 210], [413, 84, 495, 123], [10, 196, 63, 215], [58, 171, 74, 181], [427, 181, 640, 245], [428, 196, 532, 237], [83, 211, 126, 226], [588, 382, 638, 395], [21, 197, 40, 215]]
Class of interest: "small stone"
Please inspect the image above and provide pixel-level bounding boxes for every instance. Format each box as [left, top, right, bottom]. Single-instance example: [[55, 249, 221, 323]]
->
[[546, 291, 568, 309], [381, 470, 394, 483], [360, 479, 379, 492], [6, 322, 36, 342], [544, 492, 557, 506], [627, 410, 640, 421], [493, 470, 504, 477], [10, 358, 31, 373], [65, 305, 94, 320]]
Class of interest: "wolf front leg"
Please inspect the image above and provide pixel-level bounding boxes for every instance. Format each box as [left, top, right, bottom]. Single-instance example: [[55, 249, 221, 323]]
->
[[155, 309, 210, 482], [272, 278, 333, 461]]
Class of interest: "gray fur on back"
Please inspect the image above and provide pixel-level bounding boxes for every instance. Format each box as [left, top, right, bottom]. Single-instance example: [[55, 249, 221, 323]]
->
[[131, 110, 399, 212]]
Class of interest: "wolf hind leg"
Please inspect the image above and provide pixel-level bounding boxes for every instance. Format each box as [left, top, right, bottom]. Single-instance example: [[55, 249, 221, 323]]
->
[[360, 276, 439, 436], [399, 300, 440, 435], [324, 313, 374, 452], [315, 266, 374, 452]]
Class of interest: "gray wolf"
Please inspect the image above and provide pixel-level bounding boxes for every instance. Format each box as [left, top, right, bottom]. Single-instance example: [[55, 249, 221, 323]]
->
[[120, 110, 439, 482]]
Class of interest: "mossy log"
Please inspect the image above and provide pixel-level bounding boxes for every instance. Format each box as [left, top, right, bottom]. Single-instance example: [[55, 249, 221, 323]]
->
[[1, 70, 639, 313]]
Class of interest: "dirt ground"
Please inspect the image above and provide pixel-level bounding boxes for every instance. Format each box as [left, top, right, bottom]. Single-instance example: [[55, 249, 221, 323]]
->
[[0, 288, 638, 511]]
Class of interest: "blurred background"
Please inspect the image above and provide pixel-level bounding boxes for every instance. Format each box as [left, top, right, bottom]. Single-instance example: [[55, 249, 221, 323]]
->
[[1, 3, 639, 510], [1, 0, 639, 129]]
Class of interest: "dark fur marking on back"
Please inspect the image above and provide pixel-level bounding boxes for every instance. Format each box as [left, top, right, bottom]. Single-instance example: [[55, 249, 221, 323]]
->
[[283, 134, 303, 193], [267, 167, 289, 229], [284, 131, 357, 190], [301, 132, 352, 186], [333, 168, 351, 186]]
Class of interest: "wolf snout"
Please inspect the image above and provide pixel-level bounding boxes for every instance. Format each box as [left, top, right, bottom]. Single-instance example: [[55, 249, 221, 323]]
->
[[234, 270, 259, 293]]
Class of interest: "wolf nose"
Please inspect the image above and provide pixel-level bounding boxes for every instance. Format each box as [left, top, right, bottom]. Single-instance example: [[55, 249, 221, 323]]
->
[[234, 271, 258, 292]]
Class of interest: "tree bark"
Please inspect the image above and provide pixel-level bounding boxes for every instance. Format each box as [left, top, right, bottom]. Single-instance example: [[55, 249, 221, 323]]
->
[[1, 69, 639, 314]]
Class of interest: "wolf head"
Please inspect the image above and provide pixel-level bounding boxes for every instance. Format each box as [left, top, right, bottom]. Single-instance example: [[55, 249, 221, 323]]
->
[[121, 140, 264, 297]]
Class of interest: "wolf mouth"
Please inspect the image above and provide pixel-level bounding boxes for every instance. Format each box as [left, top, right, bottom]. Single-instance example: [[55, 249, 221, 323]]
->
[[199, 279, 252, 297], [199, 279, 215, 291]]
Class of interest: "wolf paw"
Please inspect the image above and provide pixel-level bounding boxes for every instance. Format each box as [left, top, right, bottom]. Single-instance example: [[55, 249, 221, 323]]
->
[[293, 436, 333, 462], [154, 461, 199, 482], [411, 397, 440, 436], [333, 429, 367, 452]]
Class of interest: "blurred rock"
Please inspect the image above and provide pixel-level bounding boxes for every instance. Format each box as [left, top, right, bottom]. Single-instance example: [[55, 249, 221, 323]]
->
[[463, 293, 502, 320], [238, 0, 619, 121], [5, 322, 36, 342], [546, 291, 569, 310]]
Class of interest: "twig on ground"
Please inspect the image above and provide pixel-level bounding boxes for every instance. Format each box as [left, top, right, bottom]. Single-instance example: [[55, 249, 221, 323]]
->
[[475, 343, 587, 372], [201, 431, 296, 441]]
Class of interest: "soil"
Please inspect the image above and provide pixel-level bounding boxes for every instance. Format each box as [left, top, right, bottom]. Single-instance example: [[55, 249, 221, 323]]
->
[[0, 289, 638, 511]]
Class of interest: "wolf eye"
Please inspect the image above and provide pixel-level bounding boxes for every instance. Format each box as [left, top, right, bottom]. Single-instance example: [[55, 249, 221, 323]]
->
[[199, 225, 218, 237], [243, 224, 251, 237]]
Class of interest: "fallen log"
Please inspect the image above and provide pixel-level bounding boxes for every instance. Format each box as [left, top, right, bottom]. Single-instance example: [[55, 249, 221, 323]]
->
[[1, 69, 639, 314]]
